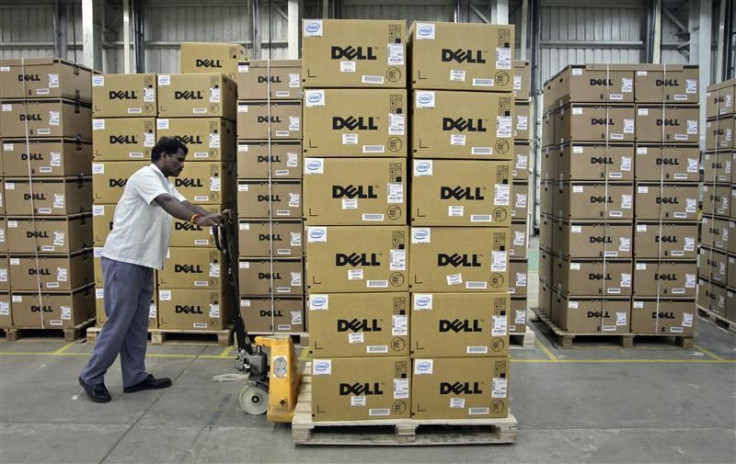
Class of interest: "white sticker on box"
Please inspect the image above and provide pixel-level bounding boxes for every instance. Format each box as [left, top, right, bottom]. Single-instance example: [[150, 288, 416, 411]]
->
[[674, 134, 688, 141], [496, 47, 511, 69], [394, 378, 409, 400], [158, 75, 170, 86], [683, 312, 693, 327], [209, 177, 221, 192], [492, 378, 508, 398], [304, 90, 325, 107], [495, 184, 510, 206], [450, 69, 466, 82], [610, 133, 623, 140], [415, 91, 435, 108], [362, 213, 384, 221], [450, 398, 465, 409], [492, 251, 507, 272], [289, 116, 300, 131], [516, 272, 527, 288], [414, 160, 433, 177], [92, 75, 104, 87], [289, 73, 300, 88], [517, 154, 528, 170], [208, 87, 220, 103], [622, 194, 633, 209], [341, 133, 359, 145], [312, 360, 331, 376], [623, 119, 634, 133], [144, 87, 155, 102], [387, 183, 403, 204], [473, 78, 494, 87], [349, 333, 365, 344], [287, 153, 298, 167], [616, 312, 627, 326], [207, 304, 220, 319], [514, 231, 526, 246], [363, 145, 385, 153], [686, 79, 697, 94], [621, 273, 632, 288], [288, 193, 300, 208], [685, 274, 696, 288], [517, 115, 528, 131], [637, 147, 648, 155], [341, 198, 358, 210], [571, 225, 582, 233], [573, 185, 584, 193], [48, 111, 60, 126], [303, 158, 324, 175], [0, 270, 7, 282], [307, 227, 327, 243], [636, 263, 647, 271], [450, 134, 466, 146], [291, 272, 301, 287], [54, 194, 65, 209], [0, 302, 9, 316], [390, 249, 406, 271], [621, 156, 632, 171], [466, 281, 487, 290], [54, 232, 65, 247], [516, 193, 527, 208], [291, 311, 302, 325], [619, 237, 631, 252], [514, 75, 522, 90], [515, 310, 526, 324], [687, 120, 698, 135], [497, 116, 512, 138], [340, 61, 356, 73], [366, 280, 389, 288], [362, 75, 384, 84], [686, 198, 697, 213], [389, 113, 405, 135], [622, 78, 633, 93], [447, 273, 463, 286], [56, 267, 68, 282], [414, 294, 433, 311], [157, 119, 170, 130], [143, 132, 155, 148], [493, 315, 507, 336], [392, 315, 408, 336], [684, 237, 695, 251], [348, 269, 364, 280], [570, 262, 581, 270], [387, 43, 404, 65], [637, 224, 647, 232], [1, 104, 11, 112]]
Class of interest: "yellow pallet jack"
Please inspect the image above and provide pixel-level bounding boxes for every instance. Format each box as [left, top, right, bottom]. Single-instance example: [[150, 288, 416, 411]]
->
[[213, 220, 302, 422]]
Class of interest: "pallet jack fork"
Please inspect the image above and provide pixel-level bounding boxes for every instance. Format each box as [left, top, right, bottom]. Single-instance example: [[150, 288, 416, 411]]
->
[[213, 220, 302, 422]]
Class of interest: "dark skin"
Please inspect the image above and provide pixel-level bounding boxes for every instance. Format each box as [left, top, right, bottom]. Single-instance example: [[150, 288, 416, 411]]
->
[[152, 148, 235, 226]]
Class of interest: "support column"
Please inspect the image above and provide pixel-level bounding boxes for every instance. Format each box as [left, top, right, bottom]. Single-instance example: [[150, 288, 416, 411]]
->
[[56, 0, 68, 59], [652, 0, 662, 64], [690, 0, 712, 150], [82, 0, 103, 70], [718, 0, 727, 81], [123, 0, 131, 73], [288, 0, 300, 59], [491, 0, 509, 25]]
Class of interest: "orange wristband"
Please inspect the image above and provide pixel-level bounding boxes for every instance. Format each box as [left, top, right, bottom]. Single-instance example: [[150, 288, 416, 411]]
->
[[190, 214, 200, 224]]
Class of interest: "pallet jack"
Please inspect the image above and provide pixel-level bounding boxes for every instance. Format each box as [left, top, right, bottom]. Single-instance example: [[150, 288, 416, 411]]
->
[[213, 219, 302, 422]]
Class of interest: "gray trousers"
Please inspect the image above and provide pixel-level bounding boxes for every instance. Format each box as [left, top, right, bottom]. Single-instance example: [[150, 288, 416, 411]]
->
[[81, 257, 153, 388]]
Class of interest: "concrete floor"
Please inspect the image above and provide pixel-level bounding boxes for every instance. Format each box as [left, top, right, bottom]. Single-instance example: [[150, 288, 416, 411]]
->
[[1, 269, 735, 463]]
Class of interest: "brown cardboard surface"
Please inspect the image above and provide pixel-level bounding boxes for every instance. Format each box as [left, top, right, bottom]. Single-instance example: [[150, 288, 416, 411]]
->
[[157, 287, 230, 330], [697, 279, 727, 316], [237, 180, 301, 219], [238, 220, 303, 258], [302, 19, 406, 88], [633, 261, 697, 298], [310, 357, 410, 422], [544, 65, 635, 110], [634, 183, 699, 221], [409, 227, 509, 293], [636, 106, 700, 144], [703, 151, 733, 184], [539, 248, 553, 286], [514, 60, 531, 101], [6, 215, 92, 254], [4, 177, 92, 216], [171, 162, 234, 205], [552, 256, 633, 297], [409, 22, 514, 92], [705, 117, 734, 151], [157, 73, 237, 120], [237, 140, 301, 179], [728, 255, 736, 289], [508, 260, 528, 297], [732, 188, 736, 219], [556, 222, 633, 259], [0, 99, 92, 140], [180, 42, 248, 81], [92, 118, 156, 160], [539, 180, 555, 216], [542, 111, 556, 147], [0, 292, 11, 328], [551, 294, 631, 333], [240, 296, 304, 333], [91, 161, 148, 204], [2, 138, 92, 177], [702, 184, 731, 217], [0, 256, 9, 292], [539, 214, 553, 252], [411, 159, 511, 227], [303, 89, 407, 157], [554, 183, 634, 220], [237, 60, 302, 100], [237, 101, 302, 140], [0, 179, 5, 215], [717, 83, 735, 117], [9, 251, 92, 291], [513, 142, 530, 180], [509, 297, 527, 334], [170, 204, 231, 248], [304, 157, 406, 225], [0, 58, 93, 102], [633, 65, 699, 104], [631, 299, 696, 335], [0, 218, 6, 254], [731, 220, 736, 255], [706, 87, 718, 119], [10, 285, 94, 328], [412, 90, 513, 160], [239, 258, 303, 296], [91, 74, 157, 117], [411, 357, 509, 419], [699, 247, 729, 286], [556, 104, 636, 144], [306, 225, 408, 293], [557, 143, 634, 181], [158, 247, 224, 289], [635, 145, 701, 182], [700, 217, 730, 252], [92, 204, 114, 246], [511, 181, 529, 221], [727, 289, 736, 322], [509, 221, 528, 259], [634, 222, 698, 260], [308, 292, 409, 357], [410, 293, 509, 358], [96, 286, 157, 328], [93, 247, 103, 286], [155, 117, 236, 162], [538, 281, 553, 315]]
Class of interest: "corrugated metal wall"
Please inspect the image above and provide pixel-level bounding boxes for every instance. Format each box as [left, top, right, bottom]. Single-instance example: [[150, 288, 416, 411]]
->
[[340, 0, 454, 23]]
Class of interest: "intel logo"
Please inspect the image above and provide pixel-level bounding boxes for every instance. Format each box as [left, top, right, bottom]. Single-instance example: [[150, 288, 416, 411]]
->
[[312, 297, 326, 307], [418, 93, 433, 105], [413, 229, 428, 240], [416, 162, 431, 173], [416, 361, 432, 372], [307, 92, 323, 103], [418, 26, 433, 36], [416, 296, 430, 307], [306, 160, 322, 171], [314, 361, 330, 372], [305, 22, 321, 33], [309, 228, 325, 239]]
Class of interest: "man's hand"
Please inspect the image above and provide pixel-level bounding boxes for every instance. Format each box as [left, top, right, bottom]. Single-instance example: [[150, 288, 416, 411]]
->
[[221, 209, 235, 222], [194, 213, 224, 227]]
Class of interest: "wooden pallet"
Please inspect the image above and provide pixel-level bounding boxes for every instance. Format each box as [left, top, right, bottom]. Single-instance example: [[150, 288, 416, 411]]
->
[[510, 327, 536, 350], [698, 306, 736, 333], [250, 331, 309, 347], [532, 308, 694, 349], [527, 308, 540, 322], [4, 318, 96, 342], [291, 363, 517, 446], [86, 326, 233, 346]]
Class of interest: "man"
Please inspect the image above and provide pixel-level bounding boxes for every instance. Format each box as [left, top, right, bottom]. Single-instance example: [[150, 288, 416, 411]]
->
[[79, 137, 232, 403]]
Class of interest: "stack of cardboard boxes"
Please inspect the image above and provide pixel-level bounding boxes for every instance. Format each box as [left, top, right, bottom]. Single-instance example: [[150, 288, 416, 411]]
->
[[540, 64, 699, 336], [702, 80, 736, 318], [236, 59, 305, 335], [0, 58, 95, 330]]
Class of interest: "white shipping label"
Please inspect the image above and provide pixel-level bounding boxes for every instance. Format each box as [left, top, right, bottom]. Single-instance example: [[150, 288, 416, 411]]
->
[[208, 133, 220, 149], [683, 312, 693, 327], [621, 156, 632, 171], [514, 75, 522, 90], [340, 61, 356, 73], [340, 133, 358, 146], [450, 134, 466, 146], [0, 270, 7, 282], [686, 198, 697, 213], [495, 184, 510, 206], [414, 295, 433, 311], [570, 263, 582, 270], [472, 147, 492, 155], [621, 194, 633, 209], [390, 249, 406, 271], [290, 232, 301, 247], [209, 304, 220, 318], [415, 91, 435, 108], [291, 311, 302, 325], [349, 333, 365, 344], [342, 198, 358, 210], [516, 193, 527, 208], [210, 177, 221, 192], [0, 302, 9, 316], [362, 213, 385, 222], [54, 232, 65, 246], [516, 272, 527, 287], [616, 312, 627, 326], [684, 237, 695, 251], [209, 87, 220, 103], [571, 226, 583, 233], [492, 378, 508, 398], [572, 107, 583, 115], [54, 194, 65, 209], [496, 47, 512, 69], [497, 116, 512, 138], [569, 301, 579, 309], [515, 310, 526, 324], [514, 231, 526, 246], [492, 251, 507, 272], [687, 120, 698, 135], [57, 267, 68, 282], [686, 79, 697, 93], [288, 193, 300, 207], [387, 43, 404, 65], [415, 23, 436, 40], [362, 75, 384, 85], [366, 280, 388, 288], [304, 90, 325, 107], [517, 115, 528, 130], [472, 78, 494, 87], [685, 274, 696, 288], [622, 78, 633, 93], [450, 69, 466, 82], [447, 273, 463, 286], [394, 378, 409, 399], [517, 154, 528, 169], [389, 113, 405, 135], [450, 398, 466, 409], [208, 263, 220, 278], [686, 158, 698, 173], [363, 145, 385, 153], [291, 272, 301, 287], [289, 73, 300, 88], [392, 315, 408, 336], [61, 306, 71, 320], [144, 133, 155, 147], [619, 237, 631, 252], [143, 87, 155, 102], [492, 315, 507, 336], [621, 273, 632, 288], [49, 111, 60, 126], [387, 183, 404, 204], [623, 119, 635, 134], [348, 269, 364, 280], [289, 116, 300, 131]]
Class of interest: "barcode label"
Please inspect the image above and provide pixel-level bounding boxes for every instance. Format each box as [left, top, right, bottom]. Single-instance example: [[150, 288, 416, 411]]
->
[[467, 346, 488, 354], [367, 280, 388, 288], [471, 215, 492, 223], [466, 281, 487, 289], [469, 407, 490, 415], [362, 75, 384, 84], [472, 78, 494, 87], [363, 213, 385, 222], [367, 345, 389, 353], [363, 145, 385, 153], [369, 408, 390, 416]]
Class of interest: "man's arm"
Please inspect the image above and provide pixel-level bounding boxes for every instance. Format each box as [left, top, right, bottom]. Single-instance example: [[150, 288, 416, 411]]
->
[[154, 194, 223, 226], [181, 201, 211, 216]]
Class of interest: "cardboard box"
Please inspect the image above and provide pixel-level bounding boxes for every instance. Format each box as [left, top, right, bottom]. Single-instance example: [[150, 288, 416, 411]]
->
[[700, 217, 730, 252], [513, 142, 530, 180], [716, 82, 735, 117], [544, 65, 634, 110], [95, 286, 157, 328], [158, 247, 224, 289], [511, 181, 528, 221], [509, 297, 527, 334], [702, 184, 731, 217], [170, 204, 231, 248], [551, 294, 630, 333], [634, 183, 699, 221], [157, 73, 237, 120], [302, 19, 406, 88], [156, 117, 236, 162], [635, 145, 700, 182], [514, 60, 531, 101], [0, 99, 92, 140], [539, 180, 555, 216], [636, 106, 699, 144], [409, 227, 509, 293], [0, 256, 9, 291], [308, 292, 409, 357], [731, 220, 736, 255], [509, 222, 528, 259], [2, 138, 92, 177], [91, 74, 157, 117], [542, 111, 556, 147], [539, 214, 554, 252], [171, 161, 234, 204], [732, 188, 736, 219], [538, 281, 553, 315], [237, 180, 301, 219], [633, 65, 699, 104], [239, 258, 303, 296], [514, 102, 529, 141], [411, 90, 513, 160], [93, 247, 103, 286], [410, 293, 509, 358], [556, 104, 636, 144], [554, 183, 634, 220], [556, 144, 634, 182], [699, 247, 729, 286], [539, 248, 553, 286], [305, 157, 406, 225], [238, 220, 302, 258], [411, 159, 511, 227], [697, 279, 726, 316], [311, 356, 411, 421], [240, 296, 304, 333], [705, 117, 734, 151], [5, 178, 92, 216], [552, 256, 632, 296], [631, 299, 695, 335], [728, 255, 736, 289], [157, 287, 230, 330], [0, 58, 93, 101], [180, 42, 247, 81], [0, 218, 6, 254], [703, 151, 733, 184], [91, 161, 148, 204], [556, 222, 633, 259], [92, 204, 115, 246], [633, 261, 697, 297], [411, 357, 510, 419], [634, 223, 698, 260], [409, 22, 514, 92], [6, 215, 92, 254], [92, 118, 156, 161], [237, 140, 301, 179], [727, 289, 736, 322], [508, 260, 528, 297], [237, 60, 302, 100], [10, 285, 94, 328], [237, 101, 302, 140], [0, 292, 11, 328], [303, 89, 406, 157], [9, 251, 92, 291]]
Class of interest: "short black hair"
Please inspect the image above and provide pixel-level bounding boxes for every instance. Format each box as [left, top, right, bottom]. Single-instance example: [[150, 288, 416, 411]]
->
[[151, 136, 188, 161]]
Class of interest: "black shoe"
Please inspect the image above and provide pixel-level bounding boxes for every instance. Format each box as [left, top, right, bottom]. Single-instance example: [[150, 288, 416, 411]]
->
[[78, 377, 111, 403], [123, 374, 172, 393]]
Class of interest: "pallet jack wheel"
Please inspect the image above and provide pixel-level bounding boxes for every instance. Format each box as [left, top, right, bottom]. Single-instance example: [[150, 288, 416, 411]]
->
[[240, 383, 268, 415]]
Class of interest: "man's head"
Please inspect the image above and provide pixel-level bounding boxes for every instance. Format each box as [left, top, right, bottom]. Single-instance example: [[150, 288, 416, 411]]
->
[[151, 137, 188, 177]]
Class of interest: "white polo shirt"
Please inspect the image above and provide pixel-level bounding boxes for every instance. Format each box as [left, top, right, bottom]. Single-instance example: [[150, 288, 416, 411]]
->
[[102, 164, 186, 270]]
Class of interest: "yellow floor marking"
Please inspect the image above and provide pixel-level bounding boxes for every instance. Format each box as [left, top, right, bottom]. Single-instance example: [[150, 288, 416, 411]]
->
[[693, 343, 725, 361], [52, 343, 75, 354], [219, 346, 233, 358], [534, 338, 559, 362]]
